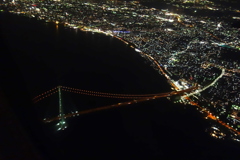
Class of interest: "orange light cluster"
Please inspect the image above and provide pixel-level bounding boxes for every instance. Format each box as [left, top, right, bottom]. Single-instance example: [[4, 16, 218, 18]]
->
[[61, 86, 159, 97], [62, 88, 154, 99], [186, 96, 240, 135], [33, 87, 58, 103]]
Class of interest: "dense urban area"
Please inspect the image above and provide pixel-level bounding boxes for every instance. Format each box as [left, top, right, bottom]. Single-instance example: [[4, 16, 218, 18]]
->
[[1, 0, 240, 142]]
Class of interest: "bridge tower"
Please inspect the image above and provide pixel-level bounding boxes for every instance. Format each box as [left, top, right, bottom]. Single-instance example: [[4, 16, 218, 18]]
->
[[56, 86, 67, 131]]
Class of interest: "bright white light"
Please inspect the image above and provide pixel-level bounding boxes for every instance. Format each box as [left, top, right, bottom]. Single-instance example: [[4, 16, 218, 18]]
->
[[165, 28, 173, 31], [135, 48, 141, 52]]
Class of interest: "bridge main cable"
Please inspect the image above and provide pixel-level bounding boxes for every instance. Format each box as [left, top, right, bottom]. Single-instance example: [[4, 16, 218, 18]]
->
[[62, 88, 166, 99], [61, 86, 168, 98]]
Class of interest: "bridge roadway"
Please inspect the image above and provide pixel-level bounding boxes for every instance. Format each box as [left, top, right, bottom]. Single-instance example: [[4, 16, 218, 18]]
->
[[42, 87, 197, 123]]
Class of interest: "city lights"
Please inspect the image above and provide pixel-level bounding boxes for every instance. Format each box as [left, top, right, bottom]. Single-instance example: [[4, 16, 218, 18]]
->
[[4, 0, 239, 141]]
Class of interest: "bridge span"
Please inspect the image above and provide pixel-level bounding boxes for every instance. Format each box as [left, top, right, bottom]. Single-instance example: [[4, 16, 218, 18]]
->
[[35, 86, 197, 124]]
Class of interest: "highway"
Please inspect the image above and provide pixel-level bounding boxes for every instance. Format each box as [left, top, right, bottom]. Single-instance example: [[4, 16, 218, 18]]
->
[[184, 68, 225, 97]]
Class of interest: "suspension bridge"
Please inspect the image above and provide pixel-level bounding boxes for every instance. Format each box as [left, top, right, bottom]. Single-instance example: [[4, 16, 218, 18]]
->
[[33, 85, 197, 131]]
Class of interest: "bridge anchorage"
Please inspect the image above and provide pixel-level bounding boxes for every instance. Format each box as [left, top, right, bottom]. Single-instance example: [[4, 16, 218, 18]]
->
[[33, 85, 198, 131]]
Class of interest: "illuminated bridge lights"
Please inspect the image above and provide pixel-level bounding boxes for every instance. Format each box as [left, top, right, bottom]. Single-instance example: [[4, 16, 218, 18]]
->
[[60, 87, 173, 99], [33, 87, 58, 101], [41, 87, 197, 124], [56, 119, 67, 131], [33, 91, 58, 103]]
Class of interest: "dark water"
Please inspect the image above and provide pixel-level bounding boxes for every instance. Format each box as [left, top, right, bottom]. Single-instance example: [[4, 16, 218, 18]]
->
[[1, 12, 240, 159], [220, 47, 240, 62]]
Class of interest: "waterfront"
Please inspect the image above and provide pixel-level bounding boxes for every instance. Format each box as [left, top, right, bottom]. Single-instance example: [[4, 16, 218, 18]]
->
[[1, 12, 240, 159]]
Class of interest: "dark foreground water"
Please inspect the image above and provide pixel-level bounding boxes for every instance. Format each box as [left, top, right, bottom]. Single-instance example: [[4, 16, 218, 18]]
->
[[0, 12, 240, 160]]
